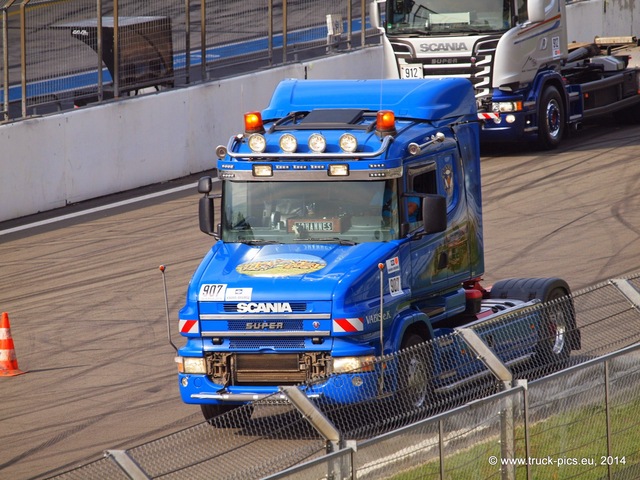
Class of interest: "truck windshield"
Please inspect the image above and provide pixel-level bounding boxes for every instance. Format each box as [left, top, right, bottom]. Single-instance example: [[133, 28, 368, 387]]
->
[[222, 180, 399, 244], [386, 0, 516, 35]]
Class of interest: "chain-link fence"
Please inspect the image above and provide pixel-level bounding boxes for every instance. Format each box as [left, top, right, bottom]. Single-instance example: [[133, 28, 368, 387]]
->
[[44, 273, 640, 479], [271, 343, 640, 480], [0, 0, 377, 121]]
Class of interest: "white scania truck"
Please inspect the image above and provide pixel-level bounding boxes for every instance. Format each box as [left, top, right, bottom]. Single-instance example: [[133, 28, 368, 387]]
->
[[374, 0, 640, 148]]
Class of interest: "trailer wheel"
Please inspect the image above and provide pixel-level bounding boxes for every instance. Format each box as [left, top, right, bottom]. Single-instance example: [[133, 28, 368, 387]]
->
[[538, 86, 565, 150], [399, 333, 432, 413], [201, 403, 253, 427]]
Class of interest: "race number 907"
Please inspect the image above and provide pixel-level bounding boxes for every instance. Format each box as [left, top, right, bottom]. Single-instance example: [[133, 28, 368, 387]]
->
[[199, 284, 226, 301]]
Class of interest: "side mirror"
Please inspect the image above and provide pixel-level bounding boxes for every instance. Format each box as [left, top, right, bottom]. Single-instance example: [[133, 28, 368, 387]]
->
[[527, 0, 545, 23], [197, 176, 220, 238], [422, 194, 447, 234], [199, 196, 216, 236], [197, 176, 213, 194]]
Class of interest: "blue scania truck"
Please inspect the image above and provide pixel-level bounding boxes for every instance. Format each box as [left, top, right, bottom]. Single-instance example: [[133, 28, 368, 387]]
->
[[174, 78, 580, 420]]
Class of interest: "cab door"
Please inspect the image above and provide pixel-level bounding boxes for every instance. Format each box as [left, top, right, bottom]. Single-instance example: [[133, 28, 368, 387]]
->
[[407, 148, 473, 297]]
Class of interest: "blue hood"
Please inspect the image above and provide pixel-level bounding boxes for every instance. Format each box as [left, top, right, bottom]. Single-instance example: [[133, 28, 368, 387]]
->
[[193, 241, 398, 303]]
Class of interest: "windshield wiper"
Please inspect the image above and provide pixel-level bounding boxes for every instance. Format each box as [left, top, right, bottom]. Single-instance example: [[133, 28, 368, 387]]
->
[[294, 237, 357, 246], [240, 239, 280, 245]]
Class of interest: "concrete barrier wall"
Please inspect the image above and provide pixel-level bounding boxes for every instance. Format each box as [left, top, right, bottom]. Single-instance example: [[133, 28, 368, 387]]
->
[[2, 1, 638, 224], [0, 47, 386, 223]]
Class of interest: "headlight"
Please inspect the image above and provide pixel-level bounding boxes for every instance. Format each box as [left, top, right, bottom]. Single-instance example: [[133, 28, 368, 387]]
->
[[333, 356, 376, 373], [339, 133, 358, 153], [308, 133, 326, 153], [248, 133, 266, 153], [328, 164, 349, 176], [176, 356, 207, 374], [493, 101, 523, 113], [279, 133, 297, 153], [252, 164, 273, 177]]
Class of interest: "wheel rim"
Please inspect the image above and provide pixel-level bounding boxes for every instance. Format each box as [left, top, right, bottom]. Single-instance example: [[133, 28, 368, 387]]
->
[[546, 99, 561, 140], [549, 311, 567, 355], [406, 356, 428, 408]]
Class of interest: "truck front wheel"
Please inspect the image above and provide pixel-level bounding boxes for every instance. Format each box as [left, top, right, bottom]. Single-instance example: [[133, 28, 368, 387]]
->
[[538, 86, 565, 150], [399, 333, 433, 415]]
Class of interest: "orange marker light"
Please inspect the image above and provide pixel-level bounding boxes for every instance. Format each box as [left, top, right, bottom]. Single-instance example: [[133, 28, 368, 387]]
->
[[244, 111, 265, 134], [376, 110, 396, 133]]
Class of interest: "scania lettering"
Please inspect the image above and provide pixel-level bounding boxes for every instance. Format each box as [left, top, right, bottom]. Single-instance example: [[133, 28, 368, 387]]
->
[[236, 302, 293, 313], [246, 322, 284, 330], [421, 42, 468, 52], [374, 0, 640, 149], [173, 78, 581, 421]]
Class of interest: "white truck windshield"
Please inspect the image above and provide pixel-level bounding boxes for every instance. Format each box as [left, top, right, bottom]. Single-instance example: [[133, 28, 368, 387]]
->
[[386, 0, 517, 34], [222, 180, 399, 244]]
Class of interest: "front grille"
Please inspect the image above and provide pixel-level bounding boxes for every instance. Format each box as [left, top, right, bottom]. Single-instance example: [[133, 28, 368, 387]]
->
[[206, 352, 331, 386], [235, 354, 306, 384], [229, 338, 305, 350], [395, 36, 499, 101]]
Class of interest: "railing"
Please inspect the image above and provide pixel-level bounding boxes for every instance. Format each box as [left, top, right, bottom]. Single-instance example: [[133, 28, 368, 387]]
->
[[268, 343, 640, 479], [44, 273, 640, 479], [0, 0, 378, 122]]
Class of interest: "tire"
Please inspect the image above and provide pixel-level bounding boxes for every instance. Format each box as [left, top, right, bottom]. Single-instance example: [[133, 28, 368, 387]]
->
[[201, 403, 253, 428], [398, 333, 433, 416], [490, 277, 575, 373], [535, 285, 573, 370], [537, 85, 565, 150]]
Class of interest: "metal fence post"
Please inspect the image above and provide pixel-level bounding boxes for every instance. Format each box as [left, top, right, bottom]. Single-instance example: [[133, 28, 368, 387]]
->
[[1, 2, 15, 121], [522, 379, 531, 480], [280, 385, 344, 478], [455, 328, 515, 480], [19, 0, 28, 118], [282, 0, 287, 63], [184, 0, 190, 84], [360, 0, 365, 47], [604, 358, 612, 480], [438, 418, 445, 480], [97, 0, 103, 102], [200, 0, 206, 80], [113, 0, 119, 98], [500, 390, 516, 480], [346, 0, 352, 49], [268, 0, 273, 66], [105, 449, 150, 480]]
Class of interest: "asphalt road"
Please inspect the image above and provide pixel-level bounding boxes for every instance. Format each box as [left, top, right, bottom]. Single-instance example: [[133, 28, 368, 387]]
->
[[1, 121, 639, 479]]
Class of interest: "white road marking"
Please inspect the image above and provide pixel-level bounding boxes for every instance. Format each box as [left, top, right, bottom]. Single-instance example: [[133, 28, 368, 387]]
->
[[0, 182, 201, 236]]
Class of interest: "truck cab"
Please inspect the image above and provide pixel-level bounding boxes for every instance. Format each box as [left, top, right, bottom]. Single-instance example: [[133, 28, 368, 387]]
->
[[175, 78, 578, 420]]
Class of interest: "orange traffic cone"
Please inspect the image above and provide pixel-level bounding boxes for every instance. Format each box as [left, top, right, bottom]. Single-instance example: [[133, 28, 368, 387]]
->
[[0, 312, 27, 376]]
